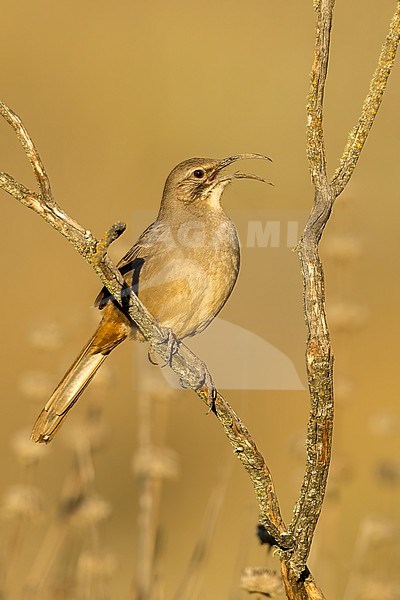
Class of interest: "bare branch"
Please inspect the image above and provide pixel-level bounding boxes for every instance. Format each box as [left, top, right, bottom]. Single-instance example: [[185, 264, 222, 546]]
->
[[0, 101, 53, 202], [173, 464, 232, 600], [0, 101, 291, 553], [287, 1, 336, 580], [281, 563, 324, 600], [93, 222, 127, 265], [306, 0, 335, 189], [332, 6, 400, 196], [287, 0, 400, 584], [0, 171, 89, 252]]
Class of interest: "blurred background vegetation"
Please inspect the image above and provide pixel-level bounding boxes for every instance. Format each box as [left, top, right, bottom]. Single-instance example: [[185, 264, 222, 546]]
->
[[0, 1, 399, 598]]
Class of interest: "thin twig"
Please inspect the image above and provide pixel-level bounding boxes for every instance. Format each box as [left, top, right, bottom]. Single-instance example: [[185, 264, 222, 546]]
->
[[133, 385, 171, 600], [0, 101, 291, 554], [0, 102, 53, 201], [173, 462, 232, 600], [332, 6, 400, 196]]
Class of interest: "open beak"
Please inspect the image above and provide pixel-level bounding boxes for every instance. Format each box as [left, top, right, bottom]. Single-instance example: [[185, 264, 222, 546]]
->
[[212, 153, 273, 186]]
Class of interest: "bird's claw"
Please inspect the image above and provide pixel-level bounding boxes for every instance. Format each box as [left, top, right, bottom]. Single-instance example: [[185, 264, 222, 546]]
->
[[147, 327, 180, 368]]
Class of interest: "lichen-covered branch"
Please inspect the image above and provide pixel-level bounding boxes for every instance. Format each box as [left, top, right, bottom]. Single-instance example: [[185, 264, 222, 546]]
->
[[287, 1, 336, 579], [0, 101, 290, 552], [281, 563, 324, 600], [306, 0, 335, 189], [286, 0, 400, 585], [0, 101, 53, 201], [332, 5, 400, 196]]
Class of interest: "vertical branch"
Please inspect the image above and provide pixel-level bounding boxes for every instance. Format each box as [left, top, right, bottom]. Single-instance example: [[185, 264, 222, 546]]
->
[[306, 0, 334, 189], [287, 1, 336, 578], [285, 0, 400, 583]]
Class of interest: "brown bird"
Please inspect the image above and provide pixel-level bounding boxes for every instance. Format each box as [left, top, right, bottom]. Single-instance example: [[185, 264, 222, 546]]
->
[[31, 154, 270, 443]]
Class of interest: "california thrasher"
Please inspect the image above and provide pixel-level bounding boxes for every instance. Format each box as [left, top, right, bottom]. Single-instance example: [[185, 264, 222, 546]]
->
[[31, 154, 270, 443]]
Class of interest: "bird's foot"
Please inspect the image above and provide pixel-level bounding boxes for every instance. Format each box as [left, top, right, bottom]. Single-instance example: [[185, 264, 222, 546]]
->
[[148, 327, 180, 368]]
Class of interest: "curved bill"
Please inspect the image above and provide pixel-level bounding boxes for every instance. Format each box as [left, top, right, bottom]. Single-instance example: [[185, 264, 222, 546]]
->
[[216, 171, 273, 186], [213, 153, 273, 186], [217, 153, 272, 172]]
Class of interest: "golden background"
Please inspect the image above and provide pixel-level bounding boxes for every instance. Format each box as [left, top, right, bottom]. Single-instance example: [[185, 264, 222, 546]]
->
[[0, 1, 399, 598]]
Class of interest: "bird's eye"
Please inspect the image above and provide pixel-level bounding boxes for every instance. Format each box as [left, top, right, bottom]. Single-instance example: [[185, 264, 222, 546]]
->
[[193, 169, 205, 179]]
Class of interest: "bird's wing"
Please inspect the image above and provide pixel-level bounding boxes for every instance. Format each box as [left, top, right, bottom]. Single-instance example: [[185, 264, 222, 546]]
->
[[94, 220, 162, 309]]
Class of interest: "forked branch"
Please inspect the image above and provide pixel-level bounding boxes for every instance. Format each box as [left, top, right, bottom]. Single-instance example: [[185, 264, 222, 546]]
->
[[284, 0, 400, 590]]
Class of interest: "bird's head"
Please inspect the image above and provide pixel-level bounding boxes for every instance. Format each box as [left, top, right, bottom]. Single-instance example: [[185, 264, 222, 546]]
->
[[160, 154, 272, 215]]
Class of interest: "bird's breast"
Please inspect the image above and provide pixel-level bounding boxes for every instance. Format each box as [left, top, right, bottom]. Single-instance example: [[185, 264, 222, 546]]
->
[[135, 217, 240, 339]]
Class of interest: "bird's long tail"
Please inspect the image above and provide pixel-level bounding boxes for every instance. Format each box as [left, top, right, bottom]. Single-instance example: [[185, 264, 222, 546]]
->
[[31, 305, 130, 444]]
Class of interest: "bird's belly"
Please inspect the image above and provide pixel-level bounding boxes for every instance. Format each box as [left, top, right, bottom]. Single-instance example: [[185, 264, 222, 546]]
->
[[136, 255, 238, 339]]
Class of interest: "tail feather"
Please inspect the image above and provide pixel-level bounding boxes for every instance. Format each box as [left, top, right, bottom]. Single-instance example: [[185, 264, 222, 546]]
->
[[31, 337, 107, 444], [32, 302, 131, 444]]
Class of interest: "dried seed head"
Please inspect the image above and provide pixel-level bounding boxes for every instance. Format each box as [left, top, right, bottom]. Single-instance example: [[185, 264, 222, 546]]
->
[[375, 460, 400, 486], [70, 494, 112, 527], [140, 369, 175, 401], [19, 370, 54, 401], [368, 411, 399, 436], [328, 302, 368, 332], [358, 579, 400, 600], [11, 429, 50, 467], [28, 321, 63, 351], [1, 485, 45, 521], [58, 473, 86, 519], [62, 408, 107, 454], [77, 550, 117, 579], [323, 235, 362, 263], [240, 567, 283, 596], [132, 445, 180, 480], [359, 515, 399, 544], [334, 374, 354, 404]]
